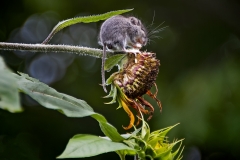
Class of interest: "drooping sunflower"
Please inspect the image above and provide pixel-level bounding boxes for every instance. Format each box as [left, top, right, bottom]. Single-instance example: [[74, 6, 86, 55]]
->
[[104, 52, 162, 129]]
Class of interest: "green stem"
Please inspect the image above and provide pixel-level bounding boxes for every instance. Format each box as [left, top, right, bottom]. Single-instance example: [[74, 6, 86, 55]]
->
[[116, 151, 126, 160], [134, 155, 138, 160], [0, 42, 114, 58]]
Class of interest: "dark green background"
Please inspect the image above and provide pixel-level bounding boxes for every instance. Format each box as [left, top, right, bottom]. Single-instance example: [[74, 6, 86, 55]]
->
[[1, 0, 240, 160]]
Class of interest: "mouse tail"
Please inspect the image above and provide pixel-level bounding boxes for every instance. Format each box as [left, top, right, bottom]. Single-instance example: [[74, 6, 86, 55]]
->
[[102, 44, 107, 93]]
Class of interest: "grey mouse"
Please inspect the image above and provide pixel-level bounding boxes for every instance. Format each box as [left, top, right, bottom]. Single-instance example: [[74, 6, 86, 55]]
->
[[99, 15, 148, 93]]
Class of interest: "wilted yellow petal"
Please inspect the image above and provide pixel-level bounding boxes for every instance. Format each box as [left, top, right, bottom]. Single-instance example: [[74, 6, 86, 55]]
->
[[120, 99, 135, 130]]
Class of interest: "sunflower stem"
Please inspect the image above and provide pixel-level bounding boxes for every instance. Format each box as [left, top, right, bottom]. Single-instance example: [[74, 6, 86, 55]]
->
[[134, 154, 138, 160], [0, 42, 114, 58]]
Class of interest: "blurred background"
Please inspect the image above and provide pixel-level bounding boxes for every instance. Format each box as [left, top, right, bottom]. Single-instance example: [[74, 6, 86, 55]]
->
[[1, 0, 240, 159]]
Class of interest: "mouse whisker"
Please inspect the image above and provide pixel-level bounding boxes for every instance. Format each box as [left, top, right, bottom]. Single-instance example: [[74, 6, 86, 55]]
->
[[147, 39, 158, 44], [148, 30, 160, 36], [147, 23, 168, 37], [146, 23, 154, 30], [147, 22, 165, 33], [149, 35, 162, 39], [147, 26, 168, 37], [145, 10, 156, 30]]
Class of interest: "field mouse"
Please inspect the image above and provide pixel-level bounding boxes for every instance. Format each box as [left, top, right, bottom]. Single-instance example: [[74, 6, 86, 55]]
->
[[99, 15, 148, 93]]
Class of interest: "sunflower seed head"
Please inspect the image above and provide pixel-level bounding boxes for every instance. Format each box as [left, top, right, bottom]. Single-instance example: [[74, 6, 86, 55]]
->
[[113, 52, 160, 98]]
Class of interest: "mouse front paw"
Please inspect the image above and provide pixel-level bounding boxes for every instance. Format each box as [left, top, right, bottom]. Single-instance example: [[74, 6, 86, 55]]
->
[[134, 43, 142, 49], [125, 48, 140, 54]]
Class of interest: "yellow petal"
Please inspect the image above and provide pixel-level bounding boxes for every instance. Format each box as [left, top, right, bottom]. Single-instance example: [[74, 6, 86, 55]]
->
[[120, 99, 135, 130]]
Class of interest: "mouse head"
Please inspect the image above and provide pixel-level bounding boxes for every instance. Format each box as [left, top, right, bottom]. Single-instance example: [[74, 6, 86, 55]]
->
[[128, 17, 148, 48]]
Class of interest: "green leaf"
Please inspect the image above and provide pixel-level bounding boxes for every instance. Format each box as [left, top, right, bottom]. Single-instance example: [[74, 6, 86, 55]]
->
[[148, 123, 180, 147], [0, 57, 5, 69], [140, 114, 150, 141], [42, 9, 133, 44], [104, 54, 126, 71], [104, 85, 117, 104], [92, 114, 124, 142], [154, 139, 184, 160], [14, 72, 124, 141], [116, 150, 136, 160], [0, 57, 22, 113], [57, 134, 136, 159], [103, 84, 116, 98], [172, 141, 184, 160], [14, 72, 94, 117], [106, 72, 118, 85]]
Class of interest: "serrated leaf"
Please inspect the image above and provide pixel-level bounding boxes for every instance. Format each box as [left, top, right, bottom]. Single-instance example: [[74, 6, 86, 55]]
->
[[42, 9, 133, 44], [0, 57, 22, 113], [57, 134, 136, 159], [14, 72, 124, 142], [104, 54, 126, 71]]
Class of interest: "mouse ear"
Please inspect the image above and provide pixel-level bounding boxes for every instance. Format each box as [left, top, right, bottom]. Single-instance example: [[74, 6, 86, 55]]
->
[[130, 17, 140, 26]]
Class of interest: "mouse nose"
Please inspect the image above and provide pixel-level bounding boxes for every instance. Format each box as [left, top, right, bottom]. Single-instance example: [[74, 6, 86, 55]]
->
[[138, 37, 147, 46]]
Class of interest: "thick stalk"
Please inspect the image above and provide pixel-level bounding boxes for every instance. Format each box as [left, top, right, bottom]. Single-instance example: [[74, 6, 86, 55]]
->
[[0, 42, 114, 58]]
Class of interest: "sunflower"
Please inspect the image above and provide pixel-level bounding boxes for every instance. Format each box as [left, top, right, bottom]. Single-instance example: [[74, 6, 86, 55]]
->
[[104, 52, 162, 130]]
